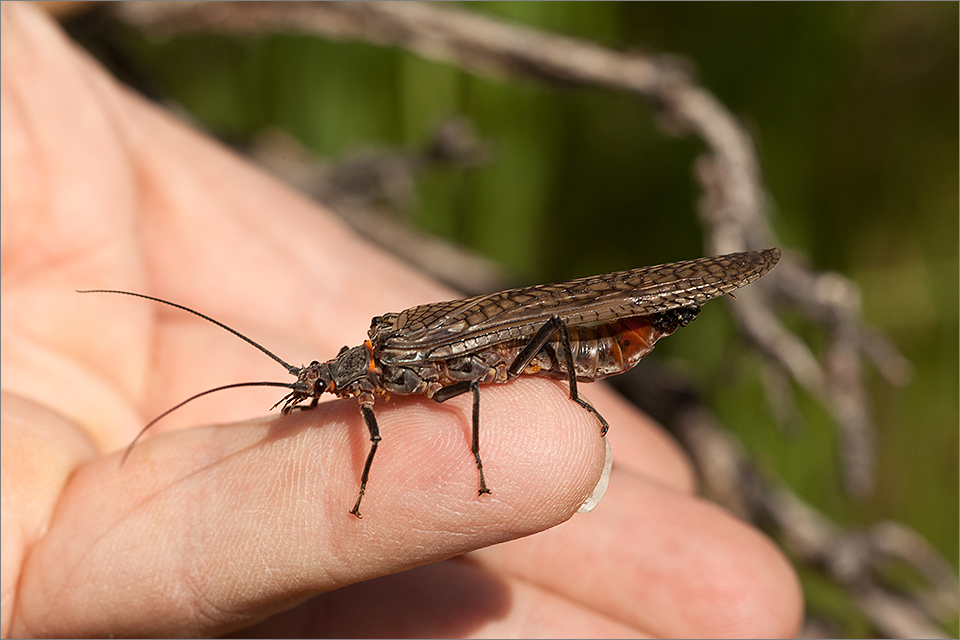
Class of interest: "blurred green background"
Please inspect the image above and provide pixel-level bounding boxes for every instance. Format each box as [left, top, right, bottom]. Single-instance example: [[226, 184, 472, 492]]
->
[[65, 2, 957, 633]]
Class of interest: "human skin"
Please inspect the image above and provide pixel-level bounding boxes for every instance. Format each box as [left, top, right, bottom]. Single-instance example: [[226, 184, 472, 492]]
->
[[0, 4, 803, 638]]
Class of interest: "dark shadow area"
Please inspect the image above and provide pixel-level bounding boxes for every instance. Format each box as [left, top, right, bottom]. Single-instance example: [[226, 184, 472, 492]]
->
[[229, 556, 513, 638]]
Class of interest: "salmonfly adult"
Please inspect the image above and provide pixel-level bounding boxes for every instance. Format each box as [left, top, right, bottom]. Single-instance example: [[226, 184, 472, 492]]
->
[[82, 247, 780, 517]]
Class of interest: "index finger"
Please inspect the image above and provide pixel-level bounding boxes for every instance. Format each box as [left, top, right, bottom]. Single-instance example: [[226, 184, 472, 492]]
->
[[11, 377, 607, 638]]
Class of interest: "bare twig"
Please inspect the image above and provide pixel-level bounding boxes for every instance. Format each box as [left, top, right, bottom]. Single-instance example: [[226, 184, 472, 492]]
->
[[612, 365, 958, 639], [248, 121, 508, 295]]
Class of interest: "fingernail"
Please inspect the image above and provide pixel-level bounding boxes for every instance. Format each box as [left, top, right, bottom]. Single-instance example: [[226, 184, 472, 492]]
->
[[577, 438, 613, 513]]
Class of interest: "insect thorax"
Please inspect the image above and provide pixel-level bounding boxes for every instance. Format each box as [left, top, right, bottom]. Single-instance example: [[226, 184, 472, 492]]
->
[[327, 344, 376, 393]]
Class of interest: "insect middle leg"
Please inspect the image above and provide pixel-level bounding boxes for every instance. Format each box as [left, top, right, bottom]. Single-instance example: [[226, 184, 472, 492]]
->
[[508, 314, 610, 435], [434, 379, 490, 495]]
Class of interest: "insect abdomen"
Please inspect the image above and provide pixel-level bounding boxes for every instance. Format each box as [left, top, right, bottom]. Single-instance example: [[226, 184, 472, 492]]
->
[[515, 310, 697, 382]]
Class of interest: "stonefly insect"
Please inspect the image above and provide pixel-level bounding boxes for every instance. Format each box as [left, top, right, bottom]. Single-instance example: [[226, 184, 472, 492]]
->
[[82, 247, 780, 517]]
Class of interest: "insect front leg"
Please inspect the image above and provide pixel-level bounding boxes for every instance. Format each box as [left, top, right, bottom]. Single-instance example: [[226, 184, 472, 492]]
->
[[509, 315, 610, 435], [351, 398, 381, 518]]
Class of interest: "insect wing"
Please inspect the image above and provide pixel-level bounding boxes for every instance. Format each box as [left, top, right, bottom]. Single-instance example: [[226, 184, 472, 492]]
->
[[375, 248, 780, 364]]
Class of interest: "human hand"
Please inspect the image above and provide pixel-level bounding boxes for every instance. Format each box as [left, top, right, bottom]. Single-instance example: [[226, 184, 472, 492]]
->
[[1, 4, 801, 637]]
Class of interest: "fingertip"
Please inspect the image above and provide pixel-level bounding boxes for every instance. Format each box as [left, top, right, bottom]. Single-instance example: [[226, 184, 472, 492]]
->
[[625, 482, 804, 638], [468, 378, 612, 524], [701, 512, 804, 638], [355, 377, 609, 533]]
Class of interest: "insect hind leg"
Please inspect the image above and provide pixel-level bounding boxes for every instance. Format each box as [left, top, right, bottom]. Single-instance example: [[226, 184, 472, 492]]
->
[[555, 318, 610, 435], [510, 315, 610, 436]]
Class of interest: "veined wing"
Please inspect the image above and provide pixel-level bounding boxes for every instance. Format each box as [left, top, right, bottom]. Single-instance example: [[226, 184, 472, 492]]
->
[[374, 248, 780, 363]]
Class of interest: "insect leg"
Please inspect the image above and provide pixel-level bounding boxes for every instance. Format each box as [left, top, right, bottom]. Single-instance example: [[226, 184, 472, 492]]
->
[[432, 381, 491, 496], [508, 315, 610, 436], [350, 404, 381, 518], [433, 380, 472, 402], [470, 379, 491, 496], [555, 318, 609, 435], [507, 315, 565, 377]]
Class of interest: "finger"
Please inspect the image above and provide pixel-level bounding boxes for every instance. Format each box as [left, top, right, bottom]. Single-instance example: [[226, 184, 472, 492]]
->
[[1, 394, 99, 639], [471, 471, 804, 638], [231, 557, 643, 639], [12, 378, 607, 637], [582, 381, 697, 494]]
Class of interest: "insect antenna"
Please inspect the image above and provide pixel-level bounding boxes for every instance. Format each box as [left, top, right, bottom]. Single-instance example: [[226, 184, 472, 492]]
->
[[120, 381, 297, 465], [78, 290, 304, 464], [77, 290, 300, 375]]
